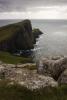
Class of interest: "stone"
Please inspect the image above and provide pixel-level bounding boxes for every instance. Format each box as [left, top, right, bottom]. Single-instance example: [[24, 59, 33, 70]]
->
[[16, 63, 36, 68], [14, 69, 58, 90], [0, 62, 58, 90], [6, 64, 16, 68], [0, 65, 5, 79], [37, 57, 67, 80], [0, 61, 59, 90], [58, 69, 67, 84]]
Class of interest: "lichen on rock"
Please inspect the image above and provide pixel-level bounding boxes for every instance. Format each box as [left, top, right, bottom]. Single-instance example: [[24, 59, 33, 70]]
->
[[0, 62, 58, 90], [37, 56, 67, 81]]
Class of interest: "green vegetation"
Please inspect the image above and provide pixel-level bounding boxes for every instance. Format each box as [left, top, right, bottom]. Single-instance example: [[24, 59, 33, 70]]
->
[[0, 22, 21, 42], [0, 20, 30, 42], [23, 64, 36, 70], [0, 20, 67, 100], [0, 19, 34, 51], [0, 80, 67, 100], [32, 28, 41, 33], [32, 28, 43, 38], [0, 51, 33, 64]]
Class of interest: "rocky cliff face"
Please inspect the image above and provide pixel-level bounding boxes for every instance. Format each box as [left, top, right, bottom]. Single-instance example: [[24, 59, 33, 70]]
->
[[0, 20, 43, 53]]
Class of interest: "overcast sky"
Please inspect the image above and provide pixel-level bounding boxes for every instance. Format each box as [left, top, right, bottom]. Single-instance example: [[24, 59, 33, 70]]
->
[[0, 0, 67, 19]]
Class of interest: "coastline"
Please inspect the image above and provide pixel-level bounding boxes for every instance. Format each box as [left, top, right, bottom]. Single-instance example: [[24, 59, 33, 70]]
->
[[0, 19, 67, 100]]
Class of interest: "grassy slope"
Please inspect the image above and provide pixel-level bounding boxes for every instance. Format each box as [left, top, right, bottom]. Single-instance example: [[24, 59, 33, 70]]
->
[[0, 80, 67, 100], [0, 51, 32, 64], [0, 21, 23, 42]]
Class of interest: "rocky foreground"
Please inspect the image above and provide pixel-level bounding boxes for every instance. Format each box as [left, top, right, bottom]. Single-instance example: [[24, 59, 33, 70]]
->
[[0, 56, 67, 90], [0, 61, 58, 90]]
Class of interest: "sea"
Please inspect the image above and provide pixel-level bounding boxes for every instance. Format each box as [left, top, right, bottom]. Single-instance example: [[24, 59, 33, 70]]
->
[[0, 19, 67, 60]]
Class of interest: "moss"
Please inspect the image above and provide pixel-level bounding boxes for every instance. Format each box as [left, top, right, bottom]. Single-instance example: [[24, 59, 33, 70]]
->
[[24, 64, 36, 70], [32, 28, 43, 43], [32, 28, 41, 33], [32, 29, 43, 36], [0, 51, 33, 64], [0, 23, 20, 42], [0, 20, 31, 42]]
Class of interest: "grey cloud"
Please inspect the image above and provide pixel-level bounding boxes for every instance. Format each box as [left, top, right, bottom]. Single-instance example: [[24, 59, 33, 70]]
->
[[0, 0, 67, 12]]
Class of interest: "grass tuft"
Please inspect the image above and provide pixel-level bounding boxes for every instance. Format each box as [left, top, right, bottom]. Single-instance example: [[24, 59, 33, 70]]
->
[[0, 80, 67, 100], [0, 51, 33, 64]]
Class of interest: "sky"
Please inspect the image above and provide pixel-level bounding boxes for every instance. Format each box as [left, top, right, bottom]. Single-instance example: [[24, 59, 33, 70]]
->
[[0, 0, 67, 19]]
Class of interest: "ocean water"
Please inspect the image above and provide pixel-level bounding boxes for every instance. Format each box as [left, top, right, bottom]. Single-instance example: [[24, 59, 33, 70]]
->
[[0, 19, 67, 60], [31, 20, 67, 60]]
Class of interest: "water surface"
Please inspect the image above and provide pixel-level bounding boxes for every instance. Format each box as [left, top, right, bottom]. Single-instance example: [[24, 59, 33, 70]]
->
[[31, 20, 67, 60]]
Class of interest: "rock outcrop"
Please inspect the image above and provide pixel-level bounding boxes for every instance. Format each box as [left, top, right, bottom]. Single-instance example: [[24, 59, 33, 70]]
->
[[0, 62, 58, 90], [0, 20, 43, 53], [37, 57, 67, 81]]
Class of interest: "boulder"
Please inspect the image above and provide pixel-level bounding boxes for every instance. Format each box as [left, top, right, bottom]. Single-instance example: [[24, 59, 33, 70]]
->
[[37, 57, 67, 80], [14, 69, 58, 90]]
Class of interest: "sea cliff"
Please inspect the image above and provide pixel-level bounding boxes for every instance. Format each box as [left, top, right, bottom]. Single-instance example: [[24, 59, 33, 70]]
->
[[0, 20, 43, 53]]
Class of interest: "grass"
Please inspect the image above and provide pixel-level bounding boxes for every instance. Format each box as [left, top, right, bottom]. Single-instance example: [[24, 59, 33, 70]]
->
[[0, 23, 20, 42], [23, 64, 36, 70], [0, 80, 67, 100], [0, 51, 33, 64]]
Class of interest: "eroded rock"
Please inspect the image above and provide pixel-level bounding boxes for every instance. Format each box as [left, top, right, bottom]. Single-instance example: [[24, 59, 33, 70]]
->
[[0, 62, 58, 90], [14, 69, 58, 90], [37, 57, 67, 80]]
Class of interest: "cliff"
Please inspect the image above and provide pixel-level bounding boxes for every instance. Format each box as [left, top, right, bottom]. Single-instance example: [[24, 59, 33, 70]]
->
[[0, 20, 43, 53]]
